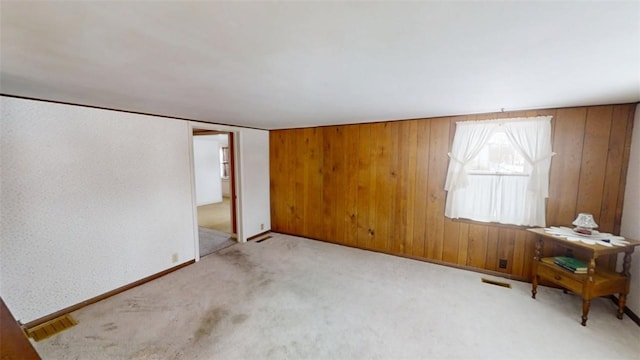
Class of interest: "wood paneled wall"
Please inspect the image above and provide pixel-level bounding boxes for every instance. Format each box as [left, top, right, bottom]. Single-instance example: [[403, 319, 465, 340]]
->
[[269, 104, 636, 280]]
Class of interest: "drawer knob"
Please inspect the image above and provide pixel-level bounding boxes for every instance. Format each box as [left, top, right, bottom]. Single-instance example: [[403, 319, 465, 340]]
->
[[554, 275, 562, 280]]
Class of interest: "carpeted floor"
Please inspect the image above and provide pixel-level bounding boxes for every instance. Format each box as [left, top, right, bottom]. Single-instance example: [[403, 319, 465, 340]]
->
[[197, 197, 232, 233], [198, 226, 235, 257], [32, 233, 640, 359]]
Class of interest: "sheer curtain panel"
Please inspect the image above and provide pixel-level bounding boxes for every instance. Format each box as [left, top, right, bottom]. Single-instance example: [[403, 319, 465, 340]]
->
[[444, 116, 553, 227]]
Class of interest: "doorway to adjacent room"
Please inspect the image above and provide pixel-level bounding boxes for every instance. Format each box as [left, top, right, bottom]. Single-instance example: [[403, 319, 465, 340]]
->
[[192, 129, 237, 257]]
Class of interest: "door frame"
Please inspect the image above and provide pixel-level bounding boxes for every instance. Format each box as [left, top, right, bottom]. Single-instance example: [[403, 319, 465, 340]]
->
[[188, 123, 242, 261]]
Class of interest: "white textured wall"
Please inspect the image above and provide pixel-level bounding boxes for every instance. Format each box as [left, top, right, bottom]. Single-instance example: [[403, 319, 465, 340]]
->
[[0, 97, 196, 322], [237, 129, 271, 239], [620, 104, 640, 315], [193, 136, 222, 205]]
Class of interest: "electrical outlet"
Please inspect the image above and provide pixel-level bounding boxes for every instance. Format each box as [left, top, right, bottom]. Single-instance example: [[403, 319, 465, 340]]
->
[[172, 253, 178, 263], [260, 223, 264, 230], [499, 259, 507, 269]]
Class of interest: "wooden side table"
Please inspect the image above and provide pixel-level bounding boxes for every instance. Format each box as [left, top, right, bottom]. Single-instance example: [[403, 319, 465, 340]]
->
[[528, 227, 640, 326]]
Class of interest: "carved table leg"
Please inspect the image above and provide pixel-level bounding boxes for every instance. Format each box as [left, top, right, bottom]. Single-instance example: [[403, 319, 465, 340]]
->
[[617, 251, 633, 320], [622, 251, 632, 277], [581, 258, 597, 326], [617, 293, 627, 320], [531, 237, 543, 299], [581, 299, 590, 326]]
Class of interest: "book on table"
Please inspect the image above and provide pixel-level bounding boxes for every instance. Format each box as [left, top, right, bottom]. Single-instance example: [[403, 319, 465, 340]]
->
[[554, 256, 588, 273]]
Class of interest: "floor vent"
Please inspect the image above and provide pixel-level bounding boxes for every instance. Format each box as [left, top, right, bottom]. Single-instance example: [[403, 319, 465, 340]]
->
[[25, 314, 77, 341], [481, 278, 512, 288], [256, 236, 272, 243]]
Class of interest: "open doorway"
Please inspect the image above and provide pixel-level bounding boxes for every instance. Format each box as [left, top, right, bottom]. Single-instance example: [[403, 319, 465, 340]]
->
[[192, 129, 237, 257]]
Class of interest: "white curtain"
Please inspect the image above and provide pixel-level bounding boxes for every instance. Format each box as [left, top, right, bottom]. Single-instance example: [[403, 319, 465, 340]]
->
[[450, 174, 529, 224], [444, 121, 498, 192], [503, 117, 554, 226], [444, 116, 553, 227]]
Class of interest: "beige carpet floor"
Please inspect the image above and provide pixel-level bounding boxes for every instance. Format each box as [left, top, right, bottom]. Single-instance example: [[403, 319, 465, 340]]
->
[[32, 233, 639, 359], [197, 197, 231, 233], [198, 227, 235, 257]]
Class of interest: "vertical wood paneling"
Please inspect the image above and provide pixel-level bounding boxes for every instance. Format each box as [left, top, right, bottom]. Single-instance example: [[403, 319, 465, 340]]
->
[[467, 224, 488, 268], [393, 121, 415, 254], [457, 222, 470, 266], [576, 106, 612, 221], [385, 122, 400, 252], [344, 125, 360, 247], [270, 104, 635, 281], [356, 124, 373, 249], [511, 230, 527, 277], [497, 229, 515, 274], [442, 218, 459, 263], [412, 120, 431, 257], [547, 108, 587, 226], [332, 126, 347, 245], [293, 129, 306, 235], [599, 105, 632, 233], [425, 118, 449, 261], [322, 127, 336, 243], [372, 122, 389, 251], [614, 109, 635, 235], [485, 227, 500, 271], [305, 128, 324, 240]]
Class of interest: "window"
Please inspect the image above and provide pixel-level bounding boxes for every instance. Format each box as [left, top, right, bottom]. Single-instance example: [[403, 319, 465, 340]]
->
[[444, 116, 554, 227], [467, 130, 526, 175], [220, 146, 230, 179]]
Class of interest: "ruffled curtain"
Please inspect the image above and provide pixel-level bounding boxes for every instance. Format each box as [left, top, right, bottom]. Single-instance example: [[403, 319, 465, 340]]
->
[[443, 121, 498, 192], [444, 116, 554, 227], [502, 117, 554, 226]]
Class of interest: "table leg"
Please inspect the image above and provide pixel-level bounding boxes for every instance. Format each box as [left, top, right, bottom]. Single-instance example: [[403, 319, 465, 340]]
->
[[622, 251, 632, 277], [531, 237, 543, 299], [581, 299, 590, 326], [580, 258, 597, 326], [617, 293, 627, 320], [617, 250, 633, 320]]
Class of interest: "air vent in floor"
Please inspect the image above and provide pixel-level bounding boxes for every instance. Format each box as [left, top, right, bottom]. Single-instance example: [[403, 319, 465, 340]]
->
[[25, 314, 77, 341], [481, 278, 512, 288]]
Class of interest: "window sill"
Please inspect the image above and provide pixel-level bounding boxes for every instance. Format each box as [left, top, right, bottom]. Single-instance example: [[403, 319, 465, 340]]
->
[[451, 217, 534, 230], [467, 172, 528, 177]]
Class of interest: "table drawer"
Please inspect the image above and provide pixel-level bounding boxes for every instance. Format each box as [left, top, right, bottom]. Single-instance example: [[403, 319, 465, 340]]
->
[[537, 262, 584, 293]]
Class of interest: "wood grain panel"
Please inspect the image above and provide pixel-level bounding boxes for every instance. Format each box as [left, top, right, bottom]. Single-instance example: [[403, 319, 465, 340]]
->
[[457, 222, 470, 266], [322, 127, 336, 243], [511, 229, 527, 277], [392, 121, 415, 254], [270, 104, 635, 281], [344, 125, 360, 247], [356, 124, 373, 249], [372, 122, 391, 251], [485, 227, 500, 271], [546, 108, 587, 227], [599, 105, 632, 233], [497, 229, 515, 274], [467, 224, 488, 269], [425, 118, 449, 261], [412, 120, 431, 257], [332, 126, 347, 244], [293, 129, 306, 235], [576, 106, 612, 223], [614, 108, 635, 235], [305, 128, 324, 240], [442, 218, 460, 263]]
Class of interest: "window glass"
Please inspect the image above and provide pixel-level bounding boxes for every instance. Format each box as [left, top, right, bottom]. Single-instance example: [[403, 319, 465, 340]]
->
[[467, 131, 526, 174]]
